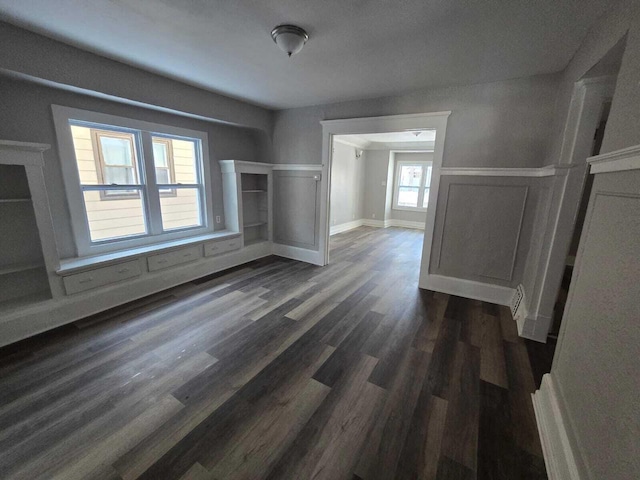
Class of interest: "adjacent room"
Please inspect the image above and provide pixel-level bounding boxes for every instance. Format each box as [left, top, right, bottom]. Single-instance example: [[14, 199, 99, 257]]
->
[[0, 1, 638, 480], [329, 131, 435, 264]]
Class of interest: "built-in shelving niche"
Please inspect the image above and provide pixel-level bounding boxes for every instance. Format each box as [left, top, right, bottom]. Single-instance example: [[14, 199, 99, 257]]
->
[[220, 160, 273, 249], [241, 173, 269, 246], [0, 164, 52, 312]]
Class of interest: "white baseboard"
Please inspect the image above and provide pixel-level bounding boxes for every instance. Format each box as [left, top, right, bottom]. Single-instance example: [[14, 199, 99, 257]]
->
[[330, 219, 364, 235], [419, 273, 514, 306], [519, 312, 553, 342], [386, 219, 425, 230], [532, 374, 582, 480], [360, 218, 425, 230], [362, 218, 387, 228], [272, 243, 324, 266]]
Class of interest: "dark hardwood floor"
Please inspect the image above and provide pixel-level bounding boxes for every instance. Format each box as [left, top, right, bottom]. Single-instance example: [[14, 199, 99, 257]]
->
[[0, 227, 547, 480]]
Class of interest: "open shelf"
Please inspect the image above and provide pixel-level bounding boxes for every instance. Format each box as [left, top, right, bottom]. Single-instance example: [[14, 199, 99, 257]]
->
[[0, 198, 31, 203], [244, 238, 269, 247], [0, 262, 45, 275], [244, 221, 267, 228], [0, 162, 54, 309], [0, 289, 51, 315]]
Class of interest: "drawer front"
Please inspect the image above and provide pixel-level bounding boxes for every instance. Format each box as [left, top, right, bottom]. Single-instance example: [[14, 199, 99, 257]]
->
[[64, 260, 141, 295], [148, 245, 202, 272], [204, 237, 242, 257]]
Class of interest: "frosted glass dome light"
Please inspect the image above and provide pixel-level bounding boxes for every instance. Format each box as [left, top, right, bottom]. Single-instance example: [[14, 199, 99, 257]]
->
[[271, 25, 309, 57]]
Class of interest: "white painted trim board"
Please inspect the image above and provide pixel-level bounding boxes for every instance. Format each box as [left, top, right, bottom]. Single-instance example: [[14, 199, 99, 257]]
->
[[420, 273, 515, 306], [587, 144, 640, 174], [532, 374, 583, 480]]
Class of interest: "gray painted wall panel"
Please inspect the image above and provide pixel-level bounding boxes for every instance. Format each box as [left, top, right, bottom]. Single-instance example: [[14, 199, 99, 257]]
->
[[274, 170, 320, 249], [554, 169, 640, 480], [431, 176, 542, 287]]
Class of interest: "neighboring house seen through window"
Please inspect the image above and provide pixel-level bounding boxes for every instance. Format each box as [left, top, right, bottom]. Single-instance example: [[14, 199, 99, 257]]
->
[[392, 160, 432, 211]]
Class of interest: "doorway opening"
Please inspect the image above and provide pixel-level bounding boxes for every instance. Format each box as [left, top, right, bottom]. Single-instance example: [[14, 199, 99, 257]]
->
[[319, 112, 451, 289], [549, 99, 612, 338], [527, 39, 623, 387]]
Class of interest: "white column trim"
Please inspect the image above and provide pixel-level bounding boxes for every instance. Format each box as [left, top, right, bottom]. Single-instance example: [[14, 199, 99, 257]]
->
[[533, 374, 583, 480]]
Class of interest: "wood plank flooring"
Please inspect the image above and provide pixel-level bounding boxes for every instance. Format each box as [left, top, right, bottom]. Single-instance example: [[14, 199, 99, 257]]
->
[[0, 227, 547, 480]]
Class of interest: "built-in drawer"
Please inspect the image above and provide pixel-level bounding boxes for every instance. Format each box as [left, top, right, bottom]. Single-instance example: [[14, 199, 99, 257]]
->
[[147, 245, 202, 272], [204, 237, 242, 257], [63, 260, 141, 295]]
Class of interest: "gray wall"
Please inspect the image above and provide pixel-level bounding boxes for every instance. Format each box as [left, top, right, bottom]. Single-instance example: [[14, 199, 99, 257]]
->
[[272, 73, 560, 256], [543, 2, 640, 478], [330, 141, 365, 226], [0, 21, 273, 132], [273, 74, 559, 168], [0, 76, 264, 259], [362, 150, 389, 221]]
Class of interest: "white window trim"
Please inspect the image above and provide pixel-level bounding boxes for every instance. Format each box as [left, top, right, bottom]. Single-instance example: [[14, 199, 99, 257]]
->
[[52, 105, 215, 257], [392, 159, 433, 212]]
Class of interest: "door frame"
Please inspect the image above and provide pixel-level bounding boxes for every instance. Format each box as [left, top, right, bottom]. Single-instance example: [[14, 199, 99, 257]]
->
[[524, 76, 616, 340], [319, 112, 451, 284]]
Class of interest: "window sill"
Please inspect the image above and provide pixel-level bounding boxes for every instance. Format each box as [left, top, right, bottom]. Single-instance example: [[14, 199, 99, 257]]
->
[[391, 206, 428, 213], [57, 230, 240, 276]]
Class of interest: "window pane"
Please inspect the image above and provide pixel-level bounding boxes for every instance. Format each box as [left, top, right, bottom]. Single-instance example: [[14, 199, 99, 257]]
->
[[398, 186, 419, 207], [423, 187, 430, 208], [155, 168, 170, 184], [100, 136, 133, 166], [399, 165, 423, 187], [153, 142, 169, 168], [160, 188, 202, 231], [153, 136, 198, 184], [83, 189, 146, 241], [104, 166, 135, 185]]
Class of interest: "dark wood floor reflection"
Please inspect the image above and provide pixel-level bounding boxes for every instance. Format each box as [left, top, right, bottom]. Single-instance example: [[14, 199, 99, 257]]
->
[[0, 227, 547, 479]]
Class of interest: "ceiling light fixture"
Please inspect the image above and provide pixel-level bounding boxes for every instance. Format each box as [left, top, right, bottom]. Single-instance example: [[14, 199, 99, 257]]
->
[[271, 24, 309, 57]]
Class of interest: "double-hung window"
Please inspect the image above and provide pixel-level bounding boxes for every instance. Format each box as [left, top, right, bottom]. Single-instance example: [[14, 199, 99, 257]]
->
[[392, 160, 433, 211], [53, 106, 213, 256]]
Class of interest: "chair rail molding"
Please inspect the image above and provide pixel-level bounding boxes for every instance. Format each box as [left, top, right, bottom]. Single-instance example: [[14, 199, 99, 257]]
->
[[587, 144, 640, 174], [440, 165, 569, 177]]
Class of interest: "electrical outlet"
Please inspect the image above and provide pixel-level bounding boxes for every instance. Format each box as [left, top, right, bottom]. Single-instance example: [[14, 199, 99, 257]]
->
[[381, 181, 386, 186], [215, 215, 221, 223], [352, 214, 355, 219], [372, 213, 376, 218]]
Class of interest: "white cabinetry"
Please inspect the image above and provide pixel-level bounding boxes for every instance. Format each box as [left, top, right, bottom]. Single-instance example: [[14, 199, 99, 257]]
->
[[219, 160, 273, 248], [0, 141, 61, 314]]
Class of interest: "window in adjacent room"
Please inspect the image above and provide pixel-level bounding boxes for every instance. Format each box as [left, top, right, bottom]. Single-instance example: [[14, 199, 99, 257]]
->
[[53, 106, 213, 256], [392, 160, 432, 211]]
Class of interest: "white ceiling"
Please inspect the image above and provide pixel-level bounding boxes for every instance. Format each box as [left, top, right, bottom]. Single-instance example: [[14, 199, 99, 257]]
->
[[0, 0, 615, 110], [336, 131, 436, 150]]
